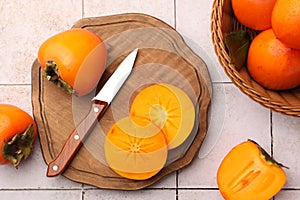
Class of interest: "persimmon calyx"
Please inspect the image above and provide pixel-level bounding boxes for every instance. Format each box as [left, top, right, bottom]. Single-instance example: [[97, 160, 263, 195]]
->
[[2, 124, 35, 168], [249, 139, 289, 169], [44, 61, 74, 94]]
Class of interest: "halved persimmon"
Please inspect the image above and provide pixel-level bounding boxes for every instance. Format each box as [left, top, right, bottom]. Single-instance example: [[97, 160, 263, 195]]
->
[[104, 118, 168, 180], [130, 83, 195, 149], [217, 140, 286, 200]]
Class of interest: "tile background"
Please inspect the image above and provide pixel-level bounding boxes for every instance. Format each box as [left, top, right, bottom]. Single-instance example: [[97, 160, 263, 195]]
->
[[0, 0, 299, 199]]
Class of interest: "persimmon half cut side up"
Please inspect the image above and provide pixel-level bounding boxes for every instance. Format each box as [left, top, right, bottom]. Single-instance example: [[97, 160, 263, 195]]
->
[[104, 83, 196, 180], [104, 121, 168, 180], [130, 83, 195, 149], [217, 140, 286, 200]]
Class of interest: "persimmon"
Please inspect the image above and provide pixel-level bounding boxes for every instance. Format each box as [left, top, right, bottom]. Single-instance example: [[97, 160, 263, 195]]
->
[[231, 0, 276, 30], [247, 29, 300, 90], [0, 104, 37, 168], [217, 140, 286, 200], [130, 84, 195, 150], [104, 119, 168, 180], [272, 0, 300, 49], [38, 28, 107, 96]]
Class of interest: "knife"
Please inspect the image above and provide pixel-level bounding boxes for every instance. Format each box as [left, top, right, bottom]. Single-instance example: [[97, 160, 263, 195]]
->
[[46, 48, 139, 177]]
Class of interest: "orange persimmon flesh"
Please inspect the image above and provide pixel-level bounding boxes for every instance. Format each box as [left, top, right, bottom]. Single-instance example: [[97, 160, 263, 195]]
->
[[130, 83, 195, 149], [217, 140, 286, 200], [104, 118, 168, 180]]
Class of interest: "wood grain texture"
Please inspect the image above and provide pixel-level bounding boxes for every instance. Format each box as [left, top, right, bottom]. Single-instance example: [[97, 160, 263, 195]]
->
[[46, 100, 108, 177], [32, 13, 212, 190]]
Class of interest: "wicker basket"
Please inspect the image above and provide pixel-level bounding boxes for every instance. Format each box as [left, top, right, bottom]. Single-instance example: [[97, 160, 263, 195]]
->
[[211, 0, 300, 117]]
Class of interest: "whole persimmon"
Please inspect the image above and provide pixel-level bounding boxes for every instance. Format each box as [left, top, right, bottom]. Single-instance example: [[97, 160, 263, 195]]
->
[[247, 29, 300, 90], [272, 0, 300, 49], [38, 28, 107, 96], [231, 0, 277, 30], [0, 104, 37, 168]]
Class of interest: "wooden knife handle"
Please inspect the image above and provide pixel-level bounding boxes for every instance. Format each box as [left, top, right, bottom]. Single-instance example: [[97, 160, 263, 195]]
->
[[46, 100, 108, 177]]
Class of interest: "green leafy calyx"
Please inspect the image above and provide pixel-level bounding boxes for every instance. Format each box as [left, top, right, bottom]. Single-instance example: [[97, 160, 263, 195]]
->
[[2, 124, 35, 168], [44, 61, 74, 94]]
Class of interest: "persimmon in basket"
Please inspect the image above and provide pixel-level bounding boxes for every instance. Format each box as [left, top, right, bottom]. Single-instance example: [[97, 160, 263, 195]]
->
[[272, 0, 300, 50], [247, 29, 300, 90], [231, 0, 276, 30]]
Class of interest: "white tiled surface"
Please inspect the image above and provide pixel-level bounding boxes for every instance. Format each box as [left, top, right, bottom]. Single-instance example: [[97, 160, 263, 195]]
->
[[0, 1, 299, 199]]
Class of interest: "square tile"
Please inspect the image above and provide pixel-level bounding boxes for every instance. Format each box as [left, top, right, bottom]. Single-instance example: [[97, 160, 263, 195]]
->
[[273, 112, 300, 189], [0, 190, 82, 200], [0, 139, 81, 189], [83, 0, 175, 27], [178, 84, 271, 188], [84, 189, 176, 200], [178, 189, 223, 200], [83, 172, 176, 189], [176, 0, 213, 50], [0, 0, 82, 84], [275, 190, 300, 200], [0, 85, 32, 115], [146, 172, 176, 189], [176, 0, 229, 82]]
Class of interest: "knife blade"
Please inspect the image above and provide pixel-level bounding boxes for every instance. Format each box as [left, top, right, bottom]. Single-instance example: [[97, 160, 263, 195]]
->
[[46, 48, 139, 177]]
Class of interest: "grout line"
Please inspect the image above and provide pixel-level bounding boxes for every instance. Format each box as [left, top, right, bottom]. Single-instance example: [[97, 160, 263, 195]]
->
[[0, 187, 299, 191], [0, 84, 31, 86], [282, 188, 300, 191], [0, 187, 299, 192], [177, 188, 219, 190], [0, 188, 83, 191], [81, 188, 85, 200], [176, 170, 179, 200], [174, 0, 177, 29], [81, 184, 85, 200], [81, 0, 84, 18], [272, 111, 275, 200], [270, 110, 274, 156], [84, 187, 177, 191]]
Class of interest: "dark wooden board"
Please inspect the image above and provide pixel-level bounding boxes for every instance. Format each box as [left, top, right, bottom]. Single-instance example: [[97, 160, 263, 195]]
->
[[32, 13, 212, 190]]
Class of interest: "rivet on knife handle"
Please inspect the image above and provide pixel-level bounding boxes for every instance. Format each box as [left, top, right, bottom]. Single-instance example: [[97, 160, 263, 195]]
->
[[46, 100, 108, 177]]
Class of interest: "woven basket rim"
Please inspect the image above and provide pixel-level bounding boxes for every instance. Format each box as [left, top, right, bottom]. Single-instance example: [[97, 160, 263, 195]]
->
[[211, 0, 300, 117]]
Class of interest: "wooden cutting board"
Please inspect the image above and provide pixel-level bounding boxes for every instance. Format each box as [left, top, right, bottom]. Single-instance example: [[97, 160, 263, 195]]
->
[[31, 13, 212, 190]]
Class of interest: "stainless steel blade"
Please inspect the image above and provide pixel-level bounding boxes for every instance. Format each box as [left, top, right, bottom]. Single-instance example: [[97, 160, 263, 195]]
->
[[93, 48, 138, 103]]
